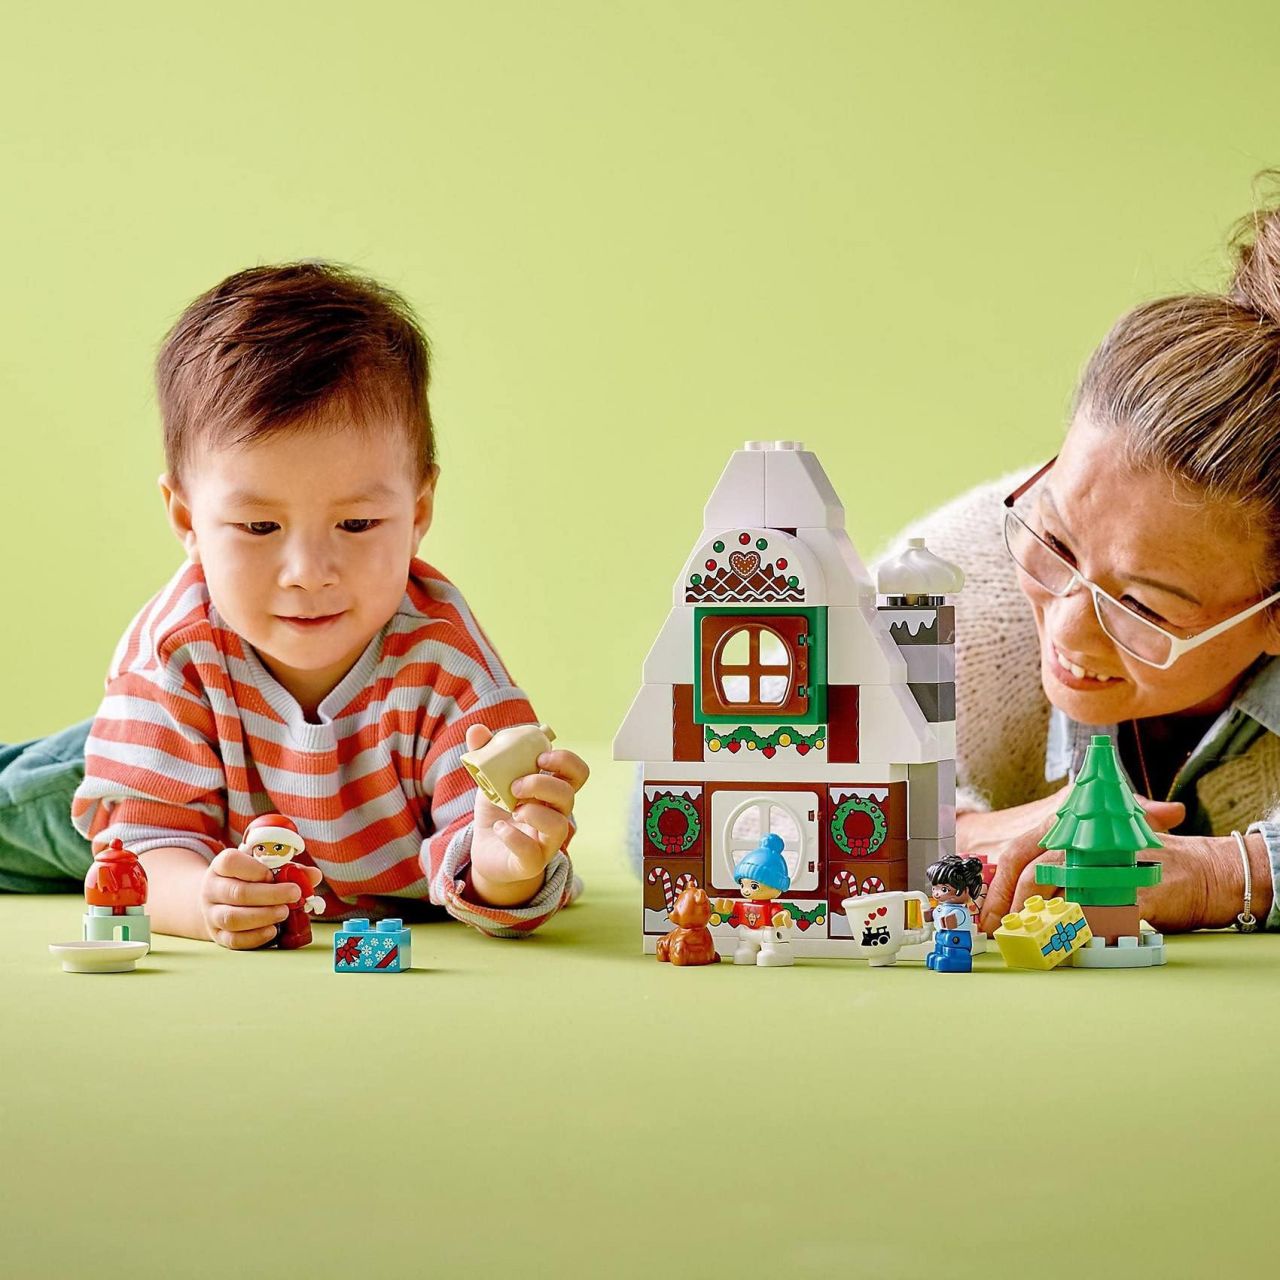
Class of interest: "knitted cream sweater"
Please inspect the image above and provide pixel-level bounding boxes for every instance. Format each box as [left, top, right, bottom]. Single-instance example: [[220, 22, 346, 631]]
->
[[890, 476, 1280, 829]]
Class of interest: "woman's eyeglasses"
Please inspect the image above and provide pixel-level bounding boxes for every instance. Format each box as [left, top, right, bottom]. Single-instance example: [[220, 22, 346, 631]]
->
[[1003, 459, 1280, 670]]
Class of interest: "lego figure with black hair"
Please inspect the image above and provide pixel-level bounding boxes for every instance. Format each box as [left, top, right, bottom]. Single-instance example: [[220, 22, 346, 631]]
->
[[711, 833, 795, 967], [925, 854, 984, 973]]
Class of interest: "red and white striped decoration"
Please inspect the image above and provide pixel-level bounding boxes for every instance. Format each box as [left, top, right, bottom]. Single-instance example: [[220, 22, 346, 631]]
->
[[861, 876, 886, 894], [647, 865, 675, 911], [832, 869, 857, 898]]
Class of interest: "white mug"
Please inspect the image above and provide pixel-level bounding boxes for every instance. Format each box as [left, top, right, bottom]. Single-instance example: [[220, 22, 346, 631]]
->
[[841, 890, 934, 966]]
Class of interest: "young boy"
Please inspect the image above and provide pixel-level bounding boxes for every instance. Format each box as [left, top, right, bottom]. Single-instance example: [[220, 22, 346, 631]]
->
[[4, 262, 587, 946]]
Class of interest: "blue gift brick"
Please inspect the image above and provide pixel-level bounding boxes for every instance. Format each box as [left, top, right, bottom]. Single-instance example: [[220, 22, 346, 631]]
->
[[333, 918, 412, 973]]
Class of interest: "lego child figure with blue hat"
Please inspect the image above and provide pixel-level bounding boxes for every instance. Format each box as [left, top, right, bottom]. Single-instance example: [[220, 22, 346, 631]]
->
[[711, 833, 795, 967], [925, 854, 984, 973]]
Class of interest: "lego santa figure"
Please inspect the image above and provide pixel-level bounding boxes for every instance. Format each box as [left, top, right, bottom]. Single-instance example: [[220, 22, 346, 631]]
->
[[240, 813, 325, 950]]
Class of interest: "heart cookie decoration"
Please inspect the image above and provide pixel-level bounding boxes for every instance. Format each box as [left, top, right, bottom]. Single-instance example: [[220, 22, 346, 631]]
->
[[728, 550, 760, 577]]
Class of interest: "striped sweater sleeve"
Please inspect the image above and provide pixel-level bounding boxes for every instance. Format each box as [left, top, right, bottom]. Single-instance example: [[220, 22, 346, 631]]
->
[[71, 654, 228, 860], [422, 684, 573, 938]]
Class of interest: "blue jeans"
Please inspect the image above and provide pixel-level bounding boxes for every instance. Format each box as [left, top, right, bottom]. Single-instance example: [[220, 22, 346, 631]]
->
[[0, 720, 94, 892]]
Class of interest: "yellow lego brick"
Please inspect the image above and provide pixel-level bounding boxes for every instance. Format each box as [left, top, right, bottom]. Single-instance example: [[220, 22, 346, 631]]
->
[[994, 896, 1093, 971]]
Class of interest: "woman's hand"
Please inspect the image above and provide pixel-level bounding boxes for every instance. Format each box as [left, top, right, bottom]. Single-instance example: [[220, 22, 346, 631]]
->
[[1016, 833, 1214, 934], [998, 831, 1275, 934], [965, 788, 1185, 933]]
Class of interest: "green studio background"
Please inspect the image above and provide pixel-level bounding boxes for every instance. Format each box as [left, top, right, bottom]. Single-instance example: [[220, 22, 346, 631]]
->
[[3, 0, 1279, 754], [5, 9, 1280, 1278]]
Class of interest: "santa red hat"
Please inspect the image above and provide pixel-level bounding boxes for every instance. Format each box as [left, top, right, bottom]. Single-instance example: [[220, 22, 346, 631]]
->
[[243, 813, 305, 852]]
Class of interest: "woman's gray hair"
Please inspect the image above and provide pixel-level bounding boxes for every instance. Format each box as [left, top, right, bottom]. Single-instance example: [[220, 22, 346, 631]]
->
[[1076, 175, 1280, 585]]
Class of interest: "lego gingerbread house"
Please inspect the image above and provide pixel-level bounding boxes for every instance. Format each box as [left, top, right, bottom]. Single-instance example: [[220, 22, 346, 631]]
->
[[615, 440, 964, 958]]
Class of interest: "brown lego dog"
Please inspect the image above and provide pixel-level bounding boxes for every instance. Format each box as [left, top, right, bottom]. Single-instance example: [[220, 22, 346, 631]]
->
[[656, 885, 721, 966]]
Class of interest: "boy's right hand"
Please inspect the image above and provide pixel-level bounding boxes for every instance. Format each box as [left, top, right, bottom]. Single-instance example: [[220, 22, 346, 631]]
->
[[200, 848, 323, 950]]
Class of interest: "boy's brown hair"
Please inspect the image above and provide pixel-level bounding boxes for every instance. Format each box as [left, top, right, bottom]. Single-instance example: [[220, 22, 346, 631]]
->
[[156, 262, 435, 486]]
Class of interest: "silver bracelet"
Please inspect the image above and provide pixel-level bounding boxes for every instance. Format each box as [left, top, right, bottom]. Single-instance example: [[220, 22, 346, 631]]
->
[[1230, 830, 1258, 933]]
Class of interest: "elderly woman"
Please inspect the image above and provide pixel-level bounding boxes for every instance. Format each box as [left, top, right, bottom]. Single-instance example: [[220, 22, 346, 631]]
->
[[900, 192, 1280, 935]]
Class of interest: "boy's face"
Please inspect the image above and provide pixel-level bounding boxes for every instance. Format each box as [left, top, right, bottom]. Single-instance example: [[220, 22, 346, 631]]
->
[[736, 878, 782, 902], [161, 420, 435, 712]]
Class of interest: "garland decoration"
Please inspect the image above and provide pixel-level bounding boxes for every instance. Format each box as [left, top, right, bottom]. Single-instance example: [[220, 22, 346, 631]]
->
[[705, 724, 826, 758]]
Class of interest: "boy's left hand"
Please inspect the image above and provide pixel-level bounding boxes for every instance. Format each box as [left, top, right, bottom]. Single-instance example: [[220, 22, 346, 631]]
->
[[465, 724, 589, 908]]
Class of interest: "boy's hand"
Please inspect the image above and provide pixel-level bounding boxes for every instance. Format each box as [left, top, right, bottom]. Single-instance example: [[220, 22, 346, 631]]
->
[[200, 848, 323, 950], [465, 724, 589, 908]]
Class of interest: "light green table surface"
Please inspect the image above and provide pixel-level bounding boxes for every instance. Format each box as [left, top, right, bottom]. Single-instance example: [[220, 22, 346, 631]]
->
[[2, 756, 1277, 1279]]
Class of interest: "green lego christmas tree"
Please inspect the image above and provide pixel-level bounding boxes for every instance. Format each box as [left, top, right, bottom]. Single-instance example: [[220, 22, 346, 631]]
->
[[1037, 734, 1166, 964]]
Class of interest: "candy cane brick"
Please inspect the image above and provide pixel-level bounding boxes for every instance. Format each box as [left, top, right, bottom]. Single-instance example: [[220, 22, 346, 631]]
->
[[832, 869, 856, 898], [647, 866, 675, 911], [861, 876, 886, 894], [674, 873, 697, 895]]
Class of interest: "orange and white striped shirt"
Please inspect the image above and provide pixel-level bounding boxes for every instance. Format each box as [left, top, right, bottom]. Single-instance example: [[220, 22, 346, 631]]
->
[[71, 558, 572, 937]]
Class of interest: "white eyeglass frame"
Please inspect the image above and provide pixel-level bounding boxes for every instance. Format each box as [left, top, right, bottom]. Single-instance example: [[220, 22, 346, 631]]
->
[[1004, 458, 1280, 671]]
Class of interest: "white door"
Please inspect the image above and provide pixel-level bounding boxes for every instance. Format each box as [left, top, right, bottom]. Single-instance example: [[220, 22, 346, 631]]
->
[[709, 790, 820, 893]]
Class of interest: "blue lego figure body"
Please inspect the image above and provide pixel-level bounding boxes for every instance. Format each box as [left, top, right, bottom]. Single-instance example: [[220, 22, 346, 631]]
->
[[927, 928, 973, 973], [333, 918, 412, 973]]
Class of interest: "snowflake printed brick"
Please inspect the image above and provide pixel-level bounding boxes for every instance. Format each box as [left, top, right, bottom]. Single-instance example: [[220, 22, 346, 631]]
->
[[333, 918, 412, 973]]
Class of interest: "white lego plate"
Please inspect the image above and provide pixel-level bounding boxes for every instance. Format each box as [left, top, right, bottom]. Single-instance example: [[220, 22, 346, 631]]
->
[[49, 940, 149, 973]]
